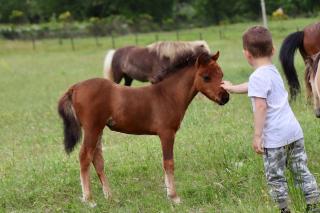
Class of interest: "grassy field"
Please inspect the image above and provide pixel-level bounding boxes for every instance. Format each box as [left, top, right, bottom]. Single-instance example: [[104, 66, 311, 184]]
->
[[1, 17, 320, 212]]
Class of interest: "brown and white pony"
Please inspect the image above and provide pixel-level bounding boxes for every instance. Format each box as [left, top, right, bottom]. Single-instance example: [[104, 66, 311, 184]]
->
[[305, 52, 320, 117], [58, 52, 228, 207], [103, 40, 211, 86], [279, 22, 320, 117]]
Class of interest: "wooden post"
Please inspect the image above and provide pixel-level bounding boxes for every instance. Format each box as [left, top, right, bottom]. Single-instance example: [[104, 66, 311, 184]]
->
[[94, 35, 100, 47], [111, 33, 115, 49], [58, 37, 63, 45], [70, 35, 75, 51], [261, 0, 268, 28], [31, 34, 36, 50], [199, 32, 203, 40], [135, 33, 138, 45]]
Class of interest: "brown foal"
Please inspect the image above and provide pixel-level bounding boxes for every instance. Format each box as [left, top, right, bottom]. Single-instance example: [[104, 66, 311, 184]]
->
[[58, 52, 229, 206]]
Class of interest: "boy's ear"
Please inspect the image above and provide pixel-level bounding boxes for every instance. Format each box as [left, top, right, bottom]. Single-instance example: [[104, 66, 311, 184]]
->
[[271, 47, 275, 56], [243, 49, 251, 59]]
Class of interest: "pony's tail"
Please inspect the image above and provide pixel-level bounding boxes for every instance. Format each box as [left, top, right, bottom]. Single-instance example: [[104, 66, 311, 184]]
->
[[103, 49, 115, 81], [279, 30, 304, 99], [58, 88, 82, 154]]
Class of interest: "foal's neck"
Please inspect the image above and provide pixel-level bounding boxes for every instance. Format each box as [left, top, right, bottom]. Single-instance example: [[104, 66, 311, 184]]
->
[[157, 67, 198, 109]]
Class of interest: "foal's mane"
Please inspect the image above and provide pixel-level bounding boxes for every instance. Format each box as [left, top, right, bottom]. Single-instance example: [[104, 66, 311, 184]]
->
[[152, 52, 211, 83]]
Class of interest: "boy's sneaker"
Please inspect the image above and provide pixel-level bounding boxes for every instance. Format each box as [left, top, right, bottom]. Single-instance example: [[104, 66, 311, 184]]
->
[[280, 207, 291, 213], [306, 203, 320, 213]]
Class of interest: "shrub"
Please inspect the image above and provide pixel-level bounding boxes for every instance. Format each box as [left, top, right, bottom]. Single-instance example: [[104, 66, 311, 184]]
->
[[9, 10, 26, 24], [272, 8, 288, 20]]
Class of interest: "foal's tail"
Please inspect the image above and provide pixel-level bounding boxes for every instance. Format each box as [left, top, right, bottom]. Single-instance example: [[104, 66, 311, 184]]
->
[[103, 49, 115, 81], [279, 30, 304, 99], [58, 88, 82, 154]]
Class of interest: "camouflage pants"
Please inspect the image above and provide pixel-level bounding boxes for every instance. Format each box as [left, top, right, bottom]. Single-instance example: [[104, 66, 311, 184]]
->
[[263, 138, 320, 209]]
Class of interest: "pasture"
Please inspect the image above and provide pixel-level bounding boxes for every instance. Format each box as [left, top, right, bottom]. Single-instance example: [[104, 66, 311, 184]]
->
[[1, 17, 320, 212]]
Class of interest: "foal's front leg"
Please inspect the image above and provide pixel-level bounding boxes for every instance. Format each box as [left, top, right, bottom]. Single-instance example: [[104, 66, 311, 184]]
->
[[159, 131, 181, 204]]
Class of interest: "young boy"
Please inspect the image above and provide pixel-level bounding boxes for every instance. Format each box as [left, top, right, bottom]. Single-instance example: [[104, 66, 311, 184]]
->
[[222, 26, 320, 213]]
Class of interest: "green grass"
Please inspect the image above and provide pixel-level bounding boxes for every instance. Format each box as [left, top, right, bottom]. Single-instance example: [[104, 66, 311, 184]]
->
[[1, 17, 320, 212]]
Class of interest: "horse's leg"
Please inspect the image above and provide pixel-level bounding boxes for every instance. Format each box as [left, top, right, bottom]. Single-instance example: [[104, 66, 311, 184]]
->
[[124, 74, 133, 86], [304, 66, 313, 102], [79, 128, 101, 207], [92, 137, 112, 199], [314, 64, 320, 117], [159, 131, 181, 204], [313, 89, 320, 118], [113, 69, 124, 84]]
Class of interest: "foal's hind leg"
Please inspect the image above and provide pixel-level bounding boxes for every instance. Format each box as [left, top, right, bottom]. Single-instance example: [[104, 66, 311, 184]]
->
[[79, 129, 102, 207], [159, 130, 181, 204], [93, 138, 112, 199]]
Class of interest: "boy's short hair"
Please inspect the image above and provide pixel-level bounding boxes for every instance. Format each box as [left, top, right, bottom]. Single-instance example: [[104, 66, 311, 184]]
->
[[242, 26, 273, 57]]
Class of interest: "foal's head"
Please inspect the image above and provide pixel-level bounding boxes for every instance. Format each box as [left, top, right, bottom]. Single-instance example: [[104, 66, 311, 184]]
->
[[194, 52, 229, 105]]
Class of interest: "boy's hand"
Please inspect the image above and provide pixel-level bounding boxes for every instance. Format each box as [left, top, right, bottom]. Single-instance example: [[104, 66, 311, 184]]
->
[[221, 80, 233, 91], [221, 81, 248, 94], [252, 135, 264, 154]]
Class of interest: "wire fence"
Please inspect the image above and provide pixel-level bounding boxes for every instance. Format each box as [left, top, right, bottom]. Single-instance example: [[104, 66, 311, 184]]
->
[[11, 28, 228, 52], [1, 22, 298, 53]]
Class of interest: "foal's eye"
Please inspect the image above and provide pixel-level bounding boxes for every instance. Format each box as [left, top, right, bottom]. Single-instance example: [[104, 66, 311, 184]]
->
[[203, 75, 211, 82]]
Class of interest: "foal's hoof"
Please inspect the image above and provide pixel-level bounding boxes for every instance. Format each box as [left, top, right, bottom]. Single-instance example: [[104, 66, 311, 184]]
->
[[80, 197, 97, 208], [170, 196, 181, 204], [104, 192, 112, 200]]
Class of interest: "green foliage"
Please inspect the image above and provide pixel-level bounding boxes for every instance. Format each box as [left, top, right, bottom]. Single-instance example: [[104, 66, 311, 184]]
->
[[58, 11, 72, 23], [272, 8, 289, 21], [9, 10, 26, 24], [0, 0, 319, 26]]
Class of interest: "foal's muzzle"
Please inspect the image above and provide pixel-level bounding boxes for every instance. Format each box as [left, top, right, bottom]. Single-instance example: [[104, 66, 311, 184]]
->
[[218, 91, 229, 105]]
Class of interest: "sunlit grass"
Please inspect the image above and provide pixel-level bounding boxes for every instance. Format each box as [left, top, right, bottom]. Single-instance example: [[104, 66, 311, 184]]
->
[[0, 17, 319, 212]]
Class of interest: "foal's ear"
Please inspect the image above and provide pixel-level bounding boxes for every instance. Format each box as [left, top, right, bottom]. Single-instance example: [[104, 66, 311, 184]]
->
[[211, 51, 220, 61], [196, 53, 211, 68]]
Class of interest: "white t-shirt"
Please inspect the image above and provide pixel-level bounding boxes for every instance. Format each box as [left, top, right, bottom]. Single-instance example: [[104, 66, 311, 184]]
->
[[248, 64, 303, 148]]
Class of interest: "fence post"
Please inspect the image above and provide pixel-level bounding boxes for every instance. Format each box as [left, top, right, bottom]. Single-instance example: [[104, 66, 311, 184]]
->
[[94, 35, 100, 47], [111, 33, 115, 49], [31, 34, 36, 50], [135, 33, 138, 45], [58, 30, 63, 45], [70, 35, 75, 51], [219, 30, 223, 39], [199, 32, 203, 40], [58, 37, 63, 45]]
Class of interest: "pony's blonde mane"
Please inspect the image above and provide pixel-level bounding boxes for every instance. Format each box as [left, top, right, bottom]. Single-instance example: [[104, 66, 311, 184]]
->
[[147, 40, 211, 62]]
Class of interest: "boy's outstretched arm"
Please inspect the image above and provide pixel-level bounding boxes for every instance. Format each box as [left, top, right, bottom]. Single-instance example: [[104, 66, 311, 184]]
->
[[252, 97, 267, 154], [221, 81, 248, 94]]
